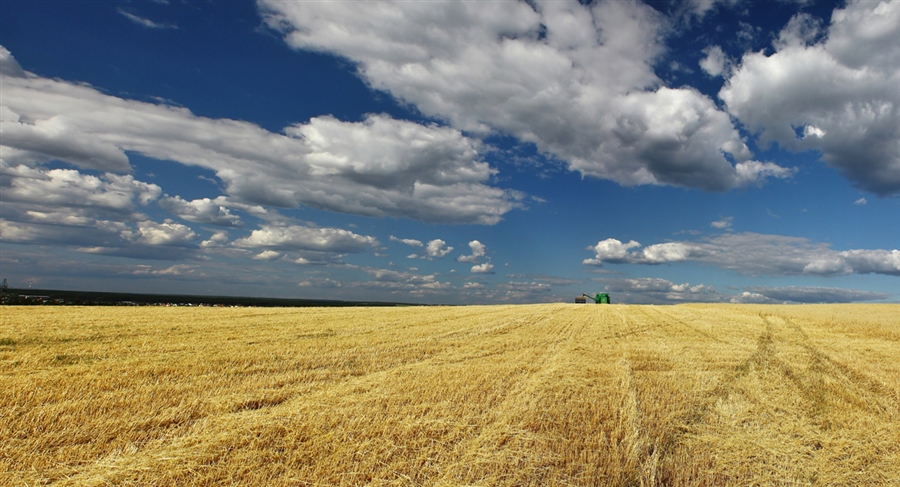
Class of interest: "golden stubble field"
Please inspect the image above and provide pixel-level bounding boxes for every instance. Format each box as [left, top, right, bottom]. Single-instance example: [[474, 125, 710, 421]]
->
[[1, 303, 898, 486]]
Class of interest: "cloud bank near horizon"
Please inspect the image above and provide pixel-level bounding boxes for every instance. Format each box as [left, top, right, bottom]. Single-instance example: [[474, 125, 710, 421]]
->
[[585, 233, 900, 277]]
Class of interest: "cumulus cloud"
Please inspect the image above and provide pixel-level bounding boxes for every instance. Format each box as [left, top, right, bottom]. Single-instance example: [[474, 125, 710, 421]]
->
[[159, 196, 242, 227], [699, 45, 731, 77], [124, 220, 197, 246], [471, 262, 495, 274], [1, 216, 200, 260], [0, 53, 522, 224], [854, 197, 867, 205], [252, 250, 281, 261], [682, 0, 741, 20], [0, 47, 25, 78], [837, 249, 900, 275], [1, 163, 161, 211], [201, 231, 229, 249], [584, 232, 900, 276], [259, 0, 792, 192], [0, 162, 205, 258], [425, 239, 453, 259], [710, 216, 733, 229], [233, 223, 377, 254], [583, 239, 691, 265], [457, 240, 487, 263], [720, 0, 900, 195]]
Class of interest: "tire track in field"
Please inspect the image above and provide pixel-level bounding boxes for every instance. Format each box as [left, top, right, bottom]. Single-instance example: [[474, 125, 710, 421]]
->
[[56, 306, 563, 486], [642, 306, 755, 351], [431, 306, 592, 485], [673, 313, 795, 428], [600, 306, 659, 340], [600, 306, 750, 486], [664, 311, 900, 486], [49, 307, 525, 485], [762, 314, 899, 419], [598, 307, 779, 486]]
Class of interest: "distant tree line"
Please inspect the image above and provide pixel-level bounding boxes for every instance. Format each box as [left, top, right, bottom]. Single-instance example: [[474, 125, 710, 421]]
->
[[0, 286, 419, 307]]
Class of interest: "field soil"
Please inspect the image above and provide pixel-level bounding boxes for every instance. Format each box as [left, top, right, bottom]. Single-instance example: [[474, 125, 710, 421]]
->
[[2, 304, 898, 486]]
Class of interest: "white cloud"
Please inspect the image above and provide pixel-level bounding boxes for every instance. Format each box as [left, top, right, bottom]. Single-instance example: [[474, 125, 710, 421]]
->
[[252, 250, 281, 261], [117, 9, 177, 30], [425, 239, 453, 259], [471, 262, 495, 274], [839, 249, 900, 275], [1, 163, 161, 211], [744, 286, 889, 303], [711, 216, 733, 229], [293, 254, 343, 266], [699, 45, 731, 77], [0, 55, 522, 224], [640, 242, 693, 264], [730, 291, 778, 304], [584, 232, 900, 277], [233, 223, 377, 254], [500, 281, 552, 301], [682, 0, 741, 20], [583, 238, 691, 265], [200, 231, 229, 248], [0, 46, 25, 77], [457, 240, 487, 263], [774, 13, 825, 49], [583, 239, 641, 265], [358, 266, 450, 293], [600, 277, 725, 303], [389, 235, 423, 247], [595, 278, 887, 304], [159, 196, 242, 227], [734, 160, 798, 187], [124, 220, 197, 246], [1, 213, 200, 261], [854, 197, 868, 205], [133, 264, 199, 276], [0, 163, 207, 257], [260, 0, 791, 192], [720, 0, 900, 195], [298, 277, 342, 288]]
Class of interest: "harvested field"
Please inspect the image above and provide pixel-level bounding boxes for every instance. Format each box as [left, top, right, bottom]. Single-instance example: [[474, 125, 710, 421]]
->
[[1, 304, 899, 486]]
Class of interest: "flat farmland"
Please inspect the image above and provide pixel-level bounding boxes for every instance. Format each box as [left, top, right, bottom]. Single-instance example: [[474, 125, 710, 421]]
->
[[2, 304, 898, 486]]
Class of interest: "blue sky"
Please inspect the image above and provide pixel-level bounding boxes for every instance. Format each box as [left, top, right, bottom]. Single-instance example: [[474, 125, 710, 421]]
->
[[1, 0, 898, 304]]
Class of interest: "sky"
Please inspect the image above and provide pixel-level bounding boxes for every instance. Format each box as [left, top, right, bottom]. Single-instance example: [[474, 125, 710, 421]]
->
[[0, 0, 898, 305]]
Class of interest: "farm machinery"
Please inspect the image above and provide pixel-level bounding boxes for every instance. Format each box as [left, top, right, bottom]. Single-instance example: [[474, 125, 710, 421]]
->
[[575, 293, 610, 304]]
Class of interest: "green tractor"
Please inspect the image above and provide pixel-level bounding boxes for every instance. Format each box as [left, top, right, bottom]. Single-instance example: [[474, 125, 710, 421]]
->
[[576, 293, 610, 304]]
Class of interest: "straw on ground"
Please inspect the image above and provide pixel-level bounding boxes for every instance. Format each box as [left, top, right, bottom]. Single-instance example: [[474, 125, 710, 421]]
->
[[1, 304, 898, 486]]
